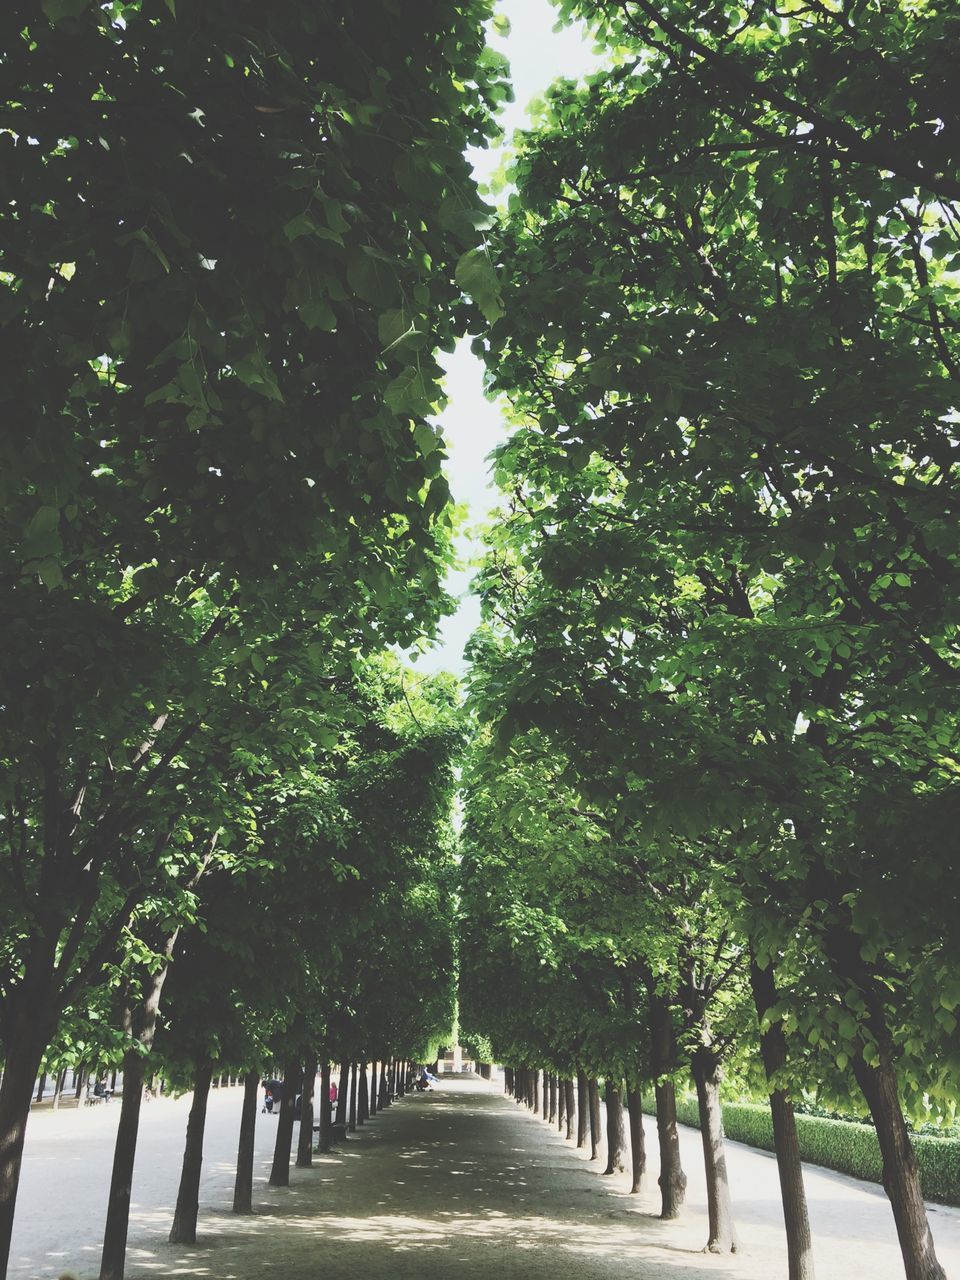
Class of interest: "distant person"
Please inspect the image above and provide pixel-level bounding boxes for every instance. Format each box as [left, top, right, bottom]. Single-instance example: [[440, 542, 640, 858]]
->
[[329, 1079, 338, 1105], [93, 1077, 113, 1102]]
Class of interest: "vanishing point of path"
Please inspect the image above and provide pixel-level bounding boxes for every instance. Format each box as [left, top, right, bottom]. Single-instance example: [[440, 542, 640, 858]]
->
[[9, 1076, 960, 1278]]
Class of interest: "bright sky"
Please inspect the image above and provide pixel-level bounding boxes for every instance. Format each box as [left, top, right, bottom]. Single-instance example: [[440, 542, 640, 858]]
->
[[410, 0, 602, 676]]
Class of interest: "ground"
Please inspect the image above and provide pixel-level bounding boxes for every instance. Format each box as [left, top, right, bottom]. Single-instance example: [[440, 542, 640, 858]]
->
[[9, 1076, 960, 1278]]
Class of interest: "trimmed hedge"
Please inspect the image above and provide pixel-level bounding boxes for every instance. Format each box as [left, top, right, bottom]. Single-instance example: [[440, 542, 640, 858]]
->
[[642, 1096, 960, 1206]]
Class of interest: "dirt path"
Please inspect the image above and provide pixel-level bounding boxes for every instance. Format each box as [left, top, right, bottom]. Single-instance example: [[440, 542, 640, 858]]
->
[[9, 1075, 960, 1278]]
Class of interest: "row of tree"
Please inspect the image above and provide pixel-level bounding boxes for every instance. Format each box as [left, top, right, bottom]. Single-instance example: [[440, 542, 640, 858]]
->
[[461, 4, 959, 1280], [0, 0, 506, 1275]]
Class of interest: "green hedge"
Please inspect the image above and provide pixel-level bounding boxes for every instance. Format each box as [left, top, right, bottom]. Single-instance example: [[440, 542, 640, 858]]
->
[[642, 1096, 960, 1206]]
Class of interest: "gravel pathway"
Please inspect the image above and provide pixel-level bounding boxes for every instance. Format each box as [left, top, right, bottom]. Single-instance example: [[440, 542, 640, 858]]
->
[[8, 1075, 960, 1278]]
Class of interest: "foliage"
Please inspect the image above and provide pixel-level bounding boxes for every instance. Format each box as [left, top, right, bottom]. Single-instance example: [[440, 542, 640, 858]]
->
[[461, 0, 960, 1146]]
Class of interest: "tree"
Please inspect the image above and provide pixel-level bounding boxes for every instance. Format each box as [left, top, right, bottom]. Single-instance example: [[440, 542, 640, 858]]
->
[[0, 0, 507, 1269]]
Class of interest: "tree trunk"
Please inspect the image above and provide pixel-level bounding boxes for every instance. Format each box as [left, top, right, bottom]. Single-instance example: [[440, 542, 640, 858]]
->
[[100, 939, 176, 1280], [588, 1078, 601, 1160], [99, 1048, 147, 1280], [369, 1061, 378, 1118], [532, 1069, 540, 1115], [576, 1072, 588, 1148], [358, 1063, 369, 1123], [820, 907, 945, 1280], [336, 1061, 350, 1126], [542, 1072, 549, 1120], [650, 990, 687, 1219], [564, 1079, 576, 1140], [169, 1061, 214, 1244], [232, 1070, 260, 1214], [852, 1054, 945, 1280], [52, 1067, 68, 1111], [750, 957, 815, 1280], [692, 1046, 739, 1253], [557, 1072, 566, 1132], [603, 1078, 626, 1174], [0, 1025, 50, 1277], [505, 1066, 514, 1096], [348, 1062, 358, 1132], [548, 1074, 557, 1123], [626, 1085, 646, 1193], [268, 1058, 302, 1188], [35, 1074, 46, 1104], [296, 1056, 316, 1168], [74, 1064, 86, 1100], [319, 1061, 332, 1152]]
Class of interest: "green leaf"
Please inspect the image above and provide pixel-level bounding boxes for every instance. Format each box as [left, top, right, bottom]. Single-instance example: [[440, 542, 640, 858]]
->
[[455, 248, 503, 323], [385, 367, 434, 416], [28, 506, 60, 538], [414, 423, 439, 456], [378, 308, 417, 352], [300, 297, 337, 331], [37, 558, 64, 588], [347, 251, 397, 306], [284, 213, 316, 241]]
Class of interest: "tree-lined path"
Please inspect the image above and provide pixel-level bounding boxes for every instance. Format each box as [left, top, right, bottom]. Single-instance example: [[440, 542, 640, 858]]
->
[[8, 1078, 960, 1279]]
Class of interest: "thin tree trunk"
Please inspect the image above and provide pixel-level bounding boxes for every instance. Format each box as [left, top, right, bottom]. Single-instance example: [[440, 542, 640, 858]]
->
[[626, 1085, 646, 1193], [99, 1048, 147, 1280], [100, 937, 176, 1280], [296, 1056, 316, 1168], [268, 1058, 302, 1188], [557, 1072, 566, 1132], [319, 1062, 332, 1152], [564, 1079, 575, 1140], [169, 1061, 214, 1244], [650, 989, 687, 1219], [577, 1072, 588, 1148], [74, 1064, 86, 1100], [532, 1069, 540, 1115], [35, 1074, 46, 1104], [336, 1062, 350, 1126], [750, 957, 815, 1280], [852, 1054, 945, 1280], [358, 1063, 369, 1123], [548, 1074, 557, 1123], [0, 1026, 50, 1277], [369, 1061, 378, 1118], [692, 1046, 739, 1254], [820, 908, 945, 1280], [603, 1078, 626, 1174], [232, 1070, 260, 1214], [588, 1077, 601, 1160], [504, 1066, 514, 1096], [52, 1067, 68, 1111], [542, 1072, 549, 1120], [348, 1062, 358, 1132]]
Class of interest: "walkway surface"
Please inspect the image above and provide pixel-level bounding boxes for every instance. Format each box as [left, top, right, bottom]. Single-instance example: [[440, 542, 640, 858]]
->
[[8, 1076, 960, 1278]]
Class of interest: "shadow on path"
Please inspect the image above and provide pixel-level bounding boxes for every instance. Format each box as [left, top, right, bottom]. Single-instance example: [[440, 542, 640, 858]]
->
[[116, 1080, 745, 1280]]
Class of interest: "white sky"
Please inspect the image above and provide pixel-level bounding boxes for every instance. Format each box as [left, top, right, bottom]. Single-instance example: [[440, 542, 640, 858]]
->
[[410, 0, 601, 676]]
